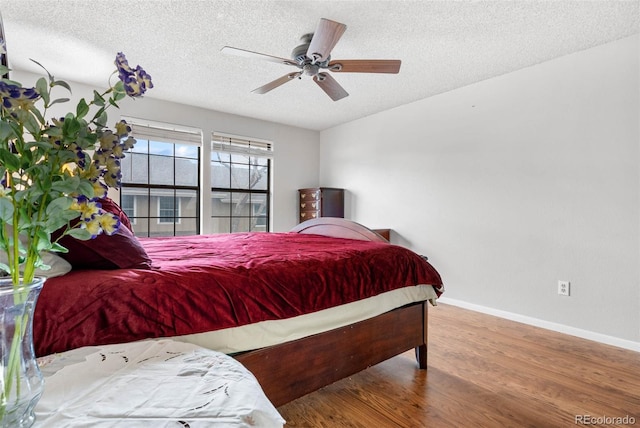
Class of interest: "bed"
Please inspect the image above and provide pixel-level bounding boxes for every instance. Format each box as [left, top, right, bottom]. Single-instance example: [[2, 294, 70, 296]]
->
[[34, 217, 443, 407]]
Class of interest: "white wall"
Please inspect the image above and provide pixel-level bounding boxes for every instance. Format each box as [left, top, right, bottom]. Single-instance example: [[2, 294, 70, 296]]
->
[[320, 35, 640, 346], [12, 70, 320, 233]]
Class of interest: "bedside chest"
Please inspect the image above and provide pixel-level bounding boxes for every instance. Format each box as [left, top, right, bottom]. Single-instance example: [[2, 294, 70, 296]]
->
[[298, 187, 344, 223]]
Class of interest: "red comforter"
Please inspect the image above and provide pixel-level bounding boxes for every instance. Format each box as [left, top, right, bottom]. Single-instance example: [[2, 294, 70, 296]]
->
[[34, 233, 443, 356]]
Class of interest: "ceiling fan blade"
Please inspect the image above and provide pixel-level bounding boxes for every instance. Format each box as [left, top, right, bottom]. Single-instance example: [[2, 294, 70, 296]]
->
[[313, 72, 348, 101], [221, 46, 298, 67], [252, 72, 302, 94], [328, 59, 401, 74], [306, 18, 347, 63]]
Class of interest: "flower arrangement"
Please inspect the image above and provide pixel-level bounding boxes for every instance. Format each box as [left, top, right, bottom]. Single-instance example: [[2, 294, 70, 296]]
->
[[0, 52, 152, 284], [0, 50, 152, 425]]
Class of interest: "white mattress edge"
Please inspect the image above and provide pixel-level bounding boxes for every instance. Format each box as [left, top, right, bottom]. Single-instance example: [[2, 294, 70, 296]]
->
[[172, 284, 438, 354]]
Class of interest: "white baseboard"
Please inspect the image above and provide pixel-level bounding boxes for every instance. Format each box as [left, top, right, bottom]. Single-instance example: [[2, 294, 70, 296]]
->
[[437, 297, 640, 353]]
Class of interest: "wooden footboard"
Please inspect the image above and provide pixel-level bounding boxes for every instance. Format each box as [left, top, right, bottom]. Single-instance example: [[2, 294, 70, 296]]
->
[[235, 301, 428, 407]]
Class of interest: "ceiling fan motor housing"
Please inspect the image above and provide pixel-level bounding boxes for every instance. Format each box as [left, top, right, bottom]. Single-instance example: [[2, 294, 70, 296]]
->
[[291, 33, 330, 68]]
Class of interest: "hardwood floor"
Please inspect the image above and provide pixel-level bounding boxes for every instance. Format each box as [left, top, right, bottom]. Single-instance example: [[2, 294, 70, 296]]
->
[[277, 303, 640, 427]]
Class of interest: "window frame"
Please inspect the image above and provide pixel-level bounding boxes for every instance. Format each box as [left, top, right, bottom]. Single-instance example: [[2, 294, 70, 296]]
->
[[210, 132, 273, 233], [120, 119, 202, 237]]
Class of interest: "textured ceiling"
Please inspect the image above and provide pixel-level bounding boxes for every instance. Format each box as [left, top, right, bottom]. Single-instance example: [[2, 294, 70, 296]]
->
[[0, 0, 638, 131]]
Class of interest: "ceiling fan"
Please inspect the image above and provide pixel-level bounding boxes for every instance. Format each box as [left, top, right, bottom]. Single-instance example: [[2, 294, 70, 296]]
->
[[221, 18, 401, 101]]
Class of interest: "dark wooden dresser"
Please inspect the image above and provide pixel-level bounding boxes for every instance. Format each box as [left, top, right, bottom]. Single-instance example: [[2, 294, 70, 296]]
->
[[298, 187, 344, 223]]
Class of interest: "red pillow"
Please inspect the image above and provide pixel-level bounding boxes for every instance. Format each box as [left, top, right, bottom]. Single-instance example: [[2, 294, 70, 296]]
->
[[56, 198, 151, 270], [58, 225, 152, 270]]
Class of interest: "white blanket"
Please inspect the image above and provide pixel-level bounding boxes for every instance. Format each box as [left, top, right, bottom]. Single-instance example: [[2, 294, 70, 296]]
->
[[35, 339, 285, 427]]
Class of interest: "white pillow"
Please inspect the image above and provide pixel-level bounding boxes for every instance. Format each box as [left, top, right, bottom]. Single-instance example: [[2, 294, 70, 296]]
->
[[0, 251, 72, 279]]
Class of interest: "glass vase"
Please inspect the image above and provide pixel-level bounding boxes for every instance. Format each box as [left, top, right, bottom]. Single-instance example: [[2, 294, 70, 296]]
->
[[0, 278, 45, 428]]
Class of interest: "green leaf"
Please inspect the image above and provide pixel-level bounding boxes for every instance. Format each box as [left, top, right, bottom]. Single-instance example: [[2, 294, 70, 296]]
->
[[23, 111, 41, 136], [46, 197, 72, 215], [51, 79, 72, 93], [45, 209, 79, 231], [30, 105, 45, 125], [95, 110, 108, 127], [25, 140, 53, 151], [0, 121, 17, 140], [0, 198, 14, 222], [51, 175, 80, 193], [45, 126, 63, 137], [112, 91, 126, 102], [93, 90, 105, 107], [49, 97, 71, 107], [67, 228, 92, 240], [76, 98, 90, 118], [0, 149, 21, 171], [49, 242, 69, 253], [77, 180, 95, 198], [36, 77, 49, 105], [29, 58, 53, 81], [62, 115, 81, 137]]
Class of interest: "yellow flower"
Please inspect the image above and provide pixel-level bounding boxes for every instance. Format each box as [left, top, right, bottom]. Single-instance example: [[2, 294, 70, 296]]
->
[[98, 213, 120, 235], [83, 218, 102, 238], [91, 181, 108, 199]]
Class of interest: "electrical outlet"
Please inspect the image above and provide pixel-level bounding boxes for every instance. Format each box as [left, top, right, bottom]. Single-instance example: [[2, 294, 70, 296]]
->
[[558, 280, 570, 296]]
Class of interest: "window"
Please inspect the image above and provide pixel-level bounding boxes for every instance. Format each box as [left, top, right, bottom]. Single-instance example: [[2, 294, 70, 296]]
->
[[120, 194, 136, 225], [120, 120, 201, 237], [211, 133, 272, 233], [158, 196, 180, 224]]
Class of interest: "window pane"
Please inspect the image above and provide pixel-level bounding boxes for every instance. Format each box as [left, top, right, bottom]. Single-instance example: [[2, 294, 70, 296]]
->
[[131, 139, 149, 154], [176, 144, 198, 159], [211, 151, 230, 163], [230, 153, 249, 164], [211, 191, 231, 216], [210, 218, 230, 233], [230, 163, 249, 189], [149, 155, 174, 185], [211, 160, 229, 188], [180, 190, 198, 215], [249, 161, 268, 191], [149, 141, 173, 156], [158, 196, 175, 223], [230, 192, 250, 218], [120, 194, 135, 219], [175, 158, 198, 186], [121, 153, 149, 184], [175, 218, 198, 236]]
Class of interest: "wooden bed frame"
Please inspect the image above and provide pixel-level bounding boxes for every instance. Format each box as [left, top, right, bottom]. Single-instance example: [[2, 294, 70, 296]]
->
[[234, 218, 429, 407]]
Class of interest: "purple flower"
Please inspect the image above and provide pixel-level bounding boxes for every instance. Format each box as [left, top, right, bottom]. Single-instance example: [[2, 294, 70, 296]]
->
[[114, 52, 153, 97], [0, 81, 40, 109]]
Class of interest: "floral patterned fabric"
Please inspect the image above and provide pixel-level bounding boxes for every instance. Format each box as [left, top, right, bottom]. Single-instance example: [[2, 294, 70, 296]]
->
[[35, 339, 285, 427]]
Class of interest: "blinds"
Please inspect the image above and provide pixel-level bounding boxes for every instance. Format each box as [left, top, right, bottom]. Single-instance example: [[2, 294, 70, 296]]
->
[[124, 117, 202, 146], [211, 132, 273, 157]]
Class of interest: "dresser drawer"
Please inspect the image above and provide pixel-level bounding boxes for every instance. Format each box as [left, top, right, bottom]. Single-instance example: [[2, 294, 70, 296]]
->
[[299, 210, 319, 221], [299, 200, 319, 211], [299, 189, 320, 202]]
